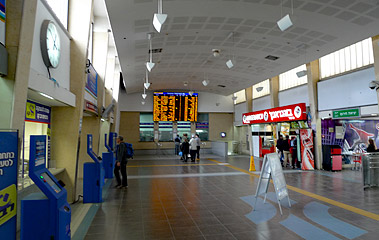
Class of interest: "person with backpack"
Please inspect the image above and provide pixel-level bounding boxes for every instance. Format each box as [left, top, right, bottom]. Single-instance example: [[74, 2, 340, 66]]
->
[[114, 135, 134, 189], [180, 138, 190, 162]]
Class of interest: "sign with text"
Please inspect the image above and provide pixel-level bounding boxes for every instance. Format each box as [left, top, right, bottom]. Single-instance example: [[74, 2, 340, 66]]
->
[[85, 64, 98, 99], [25, 100, 51, 124], [243, 103, 306, 124], [332, 108, 360, 119], [84, 100, 98, 115], [0, 130, 18, 239], [0, 0, 5, 45]]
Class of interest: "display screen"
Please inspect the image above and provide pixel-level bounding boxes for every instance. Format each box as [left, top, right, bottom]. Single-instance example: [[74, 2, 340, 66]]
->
[[153, 92, 198, 121], [41, 172, 62, 194]]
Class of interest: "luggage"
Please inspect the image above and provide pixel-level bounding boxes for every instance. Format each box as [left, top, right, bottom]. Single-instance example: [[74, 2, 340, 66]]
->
[[332, 155, 342, 171]]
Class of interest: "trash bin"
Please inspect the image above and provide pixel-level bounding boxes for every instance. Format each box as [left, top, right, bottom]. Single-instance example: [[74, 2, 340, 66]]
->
[[362, 153, 379, 189]]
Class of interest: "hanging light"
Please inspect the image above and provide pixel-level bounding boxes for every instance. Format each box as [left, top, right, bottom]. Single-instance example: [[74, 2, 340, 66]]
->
[[277, 0, 294, 31], [153, 0, 167, 33], [142, 86, 147, 99], [188, 91, 194, 96], [202, 80, 209, 86], [144, 70, 150, 89], [146, 33, 155, 72], [226, 32, 235, 69]]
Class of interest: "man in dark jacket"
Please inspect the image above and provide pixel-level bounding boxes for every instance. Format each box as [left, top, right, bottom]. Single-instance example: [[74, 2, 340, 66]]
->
[[114, 135, 130, 189]]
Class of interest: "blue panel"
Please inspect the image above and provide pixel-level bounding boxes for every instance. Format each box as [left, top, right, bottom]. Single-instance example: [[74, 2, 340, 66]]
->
[[280, 214, 340, 240], [303, 202, 367, 239], [102, 152, 114, 179], [263, 192, 296, 208], [240, 195, 277, 224]]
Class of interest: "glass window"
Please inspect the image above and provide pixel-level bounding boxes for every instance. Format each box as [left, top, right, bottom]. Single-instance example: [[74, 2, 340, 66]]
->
[[320, 38, 374, 79], [233, 90, 246, 105], [177, 121, 191, 139], [196, 113, 209, 141], [159, 121, 173, 141], [45, 0, 69, 29], [140, 113, 154, 142], [279, 64, 307, 91], [252, 79, 270, 99]]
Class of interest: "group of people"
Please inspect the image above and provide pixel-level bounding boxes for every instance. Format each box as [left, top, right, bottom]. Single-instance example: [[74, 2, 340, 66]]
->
[[175, 133, 201, 162], [276, 134, 300, 169]]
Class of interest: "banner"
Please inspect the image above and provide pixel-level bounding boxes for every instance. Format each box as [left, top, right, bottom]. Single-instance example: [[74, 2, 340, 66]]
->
[[25, 100, 51, 124], [0, 130, 18, 239], [85, 64, 98, 99], [0, 0, 5, 45], [242, 103, 307, 125], [300, 129, 314, 170]]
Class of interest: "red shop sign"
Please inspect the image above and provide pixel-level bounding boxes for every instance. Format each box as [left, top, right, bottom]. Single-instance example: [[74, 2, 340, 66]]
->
[[242, 103, 307, 124]]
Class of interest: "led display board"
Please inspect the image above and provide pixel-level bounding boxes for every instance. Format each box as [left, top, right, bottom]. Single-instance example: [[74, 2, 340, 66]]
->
[[153, 92, 198, 121]]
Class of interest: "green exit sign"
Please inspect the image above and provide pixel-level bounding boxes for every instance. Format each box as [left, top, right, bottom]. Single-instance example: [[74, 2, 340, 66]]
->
[[333, 109, 360, 119]]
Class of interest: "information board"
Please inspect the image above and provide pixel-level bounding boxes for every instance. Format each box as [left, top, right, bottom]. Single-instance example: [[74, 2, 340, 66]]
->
[[254, 153, 290, 215], [0, 0, 5, 45], [153, 92, 198, 121], [0, 130, 18, 240]]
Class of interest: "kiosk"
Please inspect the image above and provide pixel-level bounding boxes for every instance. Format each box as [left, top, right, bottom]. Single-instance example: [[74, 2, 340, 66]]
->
[[83, 134, 105, 203], [102, 132, 117, 178], [21, 135, 71, 240]]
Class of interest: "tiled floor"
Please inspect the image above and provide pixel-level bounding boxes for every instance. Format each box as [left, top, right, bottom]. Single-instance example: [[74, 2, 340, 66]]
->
[[84, 154, 379, 240]]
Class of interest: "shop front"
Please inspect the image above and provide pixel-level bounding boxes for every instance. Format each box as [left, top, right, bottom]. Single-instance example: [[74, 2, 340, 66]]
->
[[243, 103, 315, 170]]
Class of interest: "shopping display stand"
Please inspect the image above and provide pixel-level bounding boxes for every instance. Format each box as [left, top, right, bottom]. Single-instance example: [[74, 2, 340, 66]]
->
[[253, 153, 291, 215]]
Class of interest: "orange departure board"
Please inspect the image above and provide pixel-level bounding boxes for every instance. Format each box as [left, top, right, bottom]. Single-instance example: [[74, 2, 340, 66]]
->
[[154, 92, 198, 121]]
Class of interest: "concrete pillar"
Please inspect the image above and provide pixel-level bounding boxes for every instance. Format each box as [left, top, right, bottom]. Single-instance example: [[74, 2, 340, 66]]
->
[[50, 0, 94, 201], [269, 76, 279, 108], [371, 36, 379, 104], [93, 31, 109, 108], [307, 60, 322, 170]]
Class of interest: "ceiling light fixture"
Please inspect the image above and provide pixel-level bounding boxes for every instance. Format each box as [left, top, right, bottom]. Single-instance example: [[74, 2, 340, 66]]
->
[[146, 33, 155, 72], [202, 79, 209, 86], [144, 70, 150, 89], [141, 101, 146, 105], [40, 92, 54, 100], [212, 49, 220, 57], [189, 90, 194, 96], [277, 0, 293, 31], [142, 86, 147, 99], [226, 32, 235, 69], [153, 0, 167, 33]]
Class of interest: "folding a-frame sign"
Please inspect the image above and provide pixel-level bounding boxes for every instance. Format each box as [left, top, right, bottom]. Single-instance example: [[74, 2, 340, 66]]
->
[[253, 153, 291, 215]]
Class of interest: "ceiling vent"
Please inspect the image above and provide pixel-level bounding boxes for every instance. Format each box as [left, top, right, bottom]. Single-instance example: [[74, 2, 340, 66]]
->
[[265, 55, 279, 61], [149, 48, 163, 54], [217, 85, 226, 88]]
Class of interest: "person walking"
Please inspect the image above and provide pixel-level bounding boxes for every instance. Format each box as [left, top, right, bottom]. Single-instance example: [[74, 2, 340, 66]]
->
[[174, 134, 181, 155], [282, 135, 292, 168], [276, 135, 284, 166], [189, 134, 198, 163], [290, 136, 299, 169], [195, 134, 201, 160], [114, 135, 133, 189]]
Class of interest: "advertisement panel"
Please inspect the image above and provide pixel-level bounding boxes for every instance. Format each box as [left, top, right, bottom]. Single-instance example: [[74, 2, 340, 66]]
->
[[300, 129, 314, 170], [0, 0, 5, 45], [25, 100, 51, 124], [242, 103, 307, 125], [0, 130, 18, 239], [85, 64, 98, 99]]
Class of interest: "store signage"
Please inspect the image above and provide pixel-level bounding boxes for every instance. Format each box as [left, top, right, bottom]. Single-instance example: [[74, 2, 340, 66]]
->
[[25, 100, 51, 124], [0, 0, 5, 45], [332, 108, 359, 119], [242, 103, 306, 124], [0, 130, 18, 239], [85, 64, 98, 99], [84, 100, 98, 115]]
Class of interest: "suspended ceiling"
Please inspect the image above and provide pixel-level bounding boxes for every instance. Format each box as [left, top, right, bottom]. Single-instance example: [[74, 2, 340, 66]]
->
[[105, 0, 379, 96]]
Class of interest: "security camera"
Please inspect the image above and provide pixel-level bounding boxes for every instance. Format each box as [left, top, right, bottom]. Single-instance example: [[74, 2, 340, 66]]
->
[[369, 81, 379, 90]]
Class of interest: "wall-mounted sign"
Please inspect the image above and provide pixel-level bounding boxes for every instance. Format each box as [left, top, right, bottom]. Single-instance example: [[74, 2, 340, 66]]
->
[[85, 64, 98, 99], [0, 130, 18, 239], [25, 100, 51, 124], [84, 100, 98, 115], [332, 108, 360, 119], [242, 103, 307, 125], [0, 0, 6, 45]]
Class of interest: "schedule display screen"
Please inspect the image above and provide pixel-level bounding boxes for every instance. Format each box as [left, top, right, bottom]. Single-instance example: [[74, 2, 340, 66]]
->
[[154, 92, 198, 121]]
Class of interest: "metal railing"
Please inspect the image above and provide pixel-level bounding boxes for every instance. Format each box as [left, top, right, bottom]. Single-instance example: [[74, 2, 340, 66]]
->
[[362, 153, 379, 189]]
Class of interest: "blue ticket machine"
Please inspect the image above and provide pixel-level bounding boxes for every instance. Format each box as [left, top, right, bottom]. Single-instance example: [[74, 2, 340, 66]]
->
[[102, 132, 117, 179], [21, 135, 71, 240], [83, 134, 105, 203]]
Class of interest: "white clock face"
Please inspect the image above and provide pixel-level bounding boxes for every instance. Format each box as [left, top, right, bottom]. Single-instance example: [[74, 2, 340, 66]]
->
[[46, 22, 61, 68]]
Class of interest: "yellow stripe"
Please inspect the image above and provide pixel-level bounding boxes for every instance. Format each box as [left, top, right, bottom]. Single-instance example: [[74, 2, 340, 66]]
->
[[127, 163, 219, 168], [207, 158, 379, 221]]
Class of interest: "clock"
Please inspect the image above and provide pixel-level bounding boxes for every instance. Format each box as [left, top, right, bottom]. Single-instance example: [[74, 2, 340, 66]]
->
[[40, 20, 61, 68]]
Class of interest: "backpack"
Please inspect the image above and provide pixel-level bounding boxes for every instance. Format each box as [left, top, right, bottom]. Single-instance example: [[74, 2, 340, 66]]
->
[[124, 143, 134, 158]]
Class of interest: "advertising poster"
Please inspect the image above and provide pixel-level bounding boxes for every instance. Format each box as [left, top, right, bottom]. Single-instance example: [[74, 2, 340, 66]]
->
[[85, 64, 98, 99], [300, 129, 314, 170], [0, 130, 18, 239], [0, 0, 5, 45], [25, 100, 51, 124]]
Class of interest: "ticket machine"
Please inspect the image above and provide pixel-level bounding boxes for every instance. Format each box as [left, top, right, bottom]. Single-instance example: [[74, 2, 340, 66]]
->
[[21, 135, 71, 240], [102, 132, 117, 178], [83, 134, 105, 203]]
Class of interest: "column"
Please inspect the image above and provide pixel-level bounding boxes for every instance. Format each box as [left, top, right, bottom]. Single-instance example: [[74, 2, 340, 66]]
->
[[371, 36, 379, 104], [307, 60, 322, 170], [269, 76, 279, 108]]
